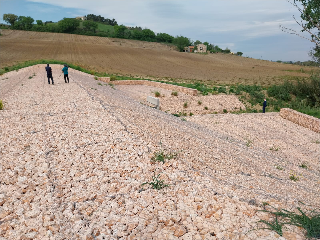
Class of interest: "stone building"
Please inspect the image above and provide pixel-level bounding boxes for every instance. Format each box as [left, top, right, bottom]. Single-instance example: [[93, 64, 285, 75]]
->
[[196, 44, 207, 53], [76, 16, 87, 21]]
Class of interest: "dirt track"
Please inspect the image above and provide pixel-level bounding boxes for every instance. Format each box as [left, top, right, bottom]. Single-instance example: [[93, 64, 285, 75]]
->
[[0, 65, 319, 239], [0, 30, 314, 86]]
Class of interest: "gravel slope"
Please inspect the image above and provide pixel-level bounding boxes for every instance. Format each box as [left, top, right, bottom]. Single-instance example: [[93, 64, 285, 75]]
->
[[0, 65, 319, 240]]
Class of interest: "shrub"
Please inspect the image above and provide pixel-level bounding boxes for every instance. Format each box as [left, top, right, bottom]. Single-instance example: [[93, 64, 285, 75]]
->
[[171, 91, 178, 96], [155, 91, 161, 97], [198, 101, 202, 105], [223, 109, 228, 113], [0, 100, 3, 110], [189, 112, 194, 116], [218, 86, 227, 94], [204, 106, 208, 110], [90, 70, 95, 75], [267, 82, 292, 101], [94, 76, 98, 80], [110, 76, 116, 81]]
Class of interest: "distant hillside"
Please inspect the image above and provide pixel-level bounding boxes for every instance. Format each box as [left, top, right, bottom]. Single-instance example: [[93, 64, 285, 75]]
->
[[0, 30, 315, 86]]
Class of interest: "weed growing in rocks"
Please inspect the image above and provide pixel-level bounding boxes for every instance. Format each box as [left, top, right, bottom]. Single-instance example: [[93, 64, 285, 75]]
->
[[151, 151, 177, 164], [189, 112, 194, 116], [275, 165, 284, 170], [299, 163, 308, 169], [289, 172, 299, 181], [181, 118, 187, 121], [108, 83, 115, 89], [204, 106, 208, 110], [0, 100, 3, 110], [258, 215, 284, 236], [183, 102, 188, 108], [223, 109, 228, 113], [142, 174, 169, 190], [257, 203, 320, 238], [198, 101, 202, 105], [155, 91, 161, 97], [270, 146, 280, 151], [246, 138, 253, 147], [98, 82, 102, 86], [94, 76, 98, 80], [171, 91, 178, 96], [313, 140, 320, 144]]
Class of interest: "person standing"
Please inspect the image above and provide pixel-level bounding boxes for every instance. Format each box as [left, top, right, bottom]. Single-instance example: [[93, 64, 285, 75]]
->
[[45, 64, 54, 85], [62, 64, 69, 83], [263, 99, 267, 113]]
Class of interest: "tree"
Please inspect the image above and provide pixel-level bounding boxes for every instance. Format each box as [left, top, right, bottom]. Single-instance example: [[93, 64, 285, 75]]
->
[[173, 36, 192, 52], [3, 14, 18, 27], [141, 29, 155, 41], [194, 40, 202, 46], [83, 20, 98, 33], [36, 20, 43, 26], [223, 47, 231, 53], [86, 14, 118, 26], [203, 42, 214, 51], [236, 52, 244, 56], [14, 16, 34, 30], [132, 29, 143, 40], [58, 18, 80, 33], [281, 0, 320, 47], [156, 33, 174, 43], [114, 24, 127, 38]]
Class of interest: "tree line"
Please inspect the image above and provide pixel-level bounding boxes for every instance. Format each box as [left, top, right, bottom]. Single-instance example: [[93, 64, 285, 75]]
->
[[2, 13, 241, 55]]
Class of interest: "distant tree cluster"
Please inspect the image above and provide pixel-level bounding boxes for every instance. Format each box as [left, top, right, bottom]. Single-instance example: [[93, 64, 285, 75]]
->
[[86, 14, 117, 26], [1, 13, 243, 55], [3, 14, 34, 30]]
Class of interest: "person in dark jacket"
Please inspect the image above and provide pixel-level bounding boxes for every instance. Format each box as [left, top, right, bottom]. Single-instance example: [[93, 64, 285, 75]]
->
[[45, 64, 54, 84], [62, 64, 69, 83], [263, 99, 267, 113]]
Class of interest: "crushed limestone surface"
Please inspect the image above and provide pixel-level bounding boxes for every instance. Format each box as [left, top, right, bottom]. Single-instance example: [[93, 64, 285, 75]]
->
[[116, 85, 245, 115], [0, 65, 319, 240]]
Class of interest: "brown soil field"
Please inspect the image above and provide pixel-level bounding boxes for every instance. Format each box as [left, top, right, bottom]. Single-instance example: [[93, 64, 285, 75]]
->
[[0, 29, 316, 86]]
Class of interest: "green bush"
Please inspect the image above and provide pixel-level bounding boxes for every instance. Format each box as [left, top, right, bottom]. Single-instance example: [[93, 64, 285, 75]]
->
[[0, 100, 3, 110], [218, 86, 227, 93], [267, 81, 293, 101]]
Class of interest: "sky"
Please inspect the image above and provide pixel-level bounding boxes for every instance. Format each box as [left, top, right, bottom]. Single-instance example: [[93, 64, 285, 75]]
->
[[0, 0, 316, 62]]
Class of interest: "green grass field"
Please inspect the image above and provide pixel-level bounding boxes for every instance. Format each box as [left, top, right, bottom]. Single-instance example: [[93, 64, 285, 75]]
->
[[97, 23, 114, 33]]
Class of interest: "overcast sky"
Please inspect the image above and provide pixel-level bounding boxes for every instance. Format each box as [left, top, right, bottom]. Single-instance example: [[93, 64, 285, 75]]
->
[[0, 0, 316, 61]]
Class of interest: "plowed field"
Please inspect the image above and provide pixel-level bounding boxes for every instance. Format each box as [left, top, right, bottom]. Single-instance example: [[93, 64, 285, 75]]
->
[[0, 29, 315, 85]]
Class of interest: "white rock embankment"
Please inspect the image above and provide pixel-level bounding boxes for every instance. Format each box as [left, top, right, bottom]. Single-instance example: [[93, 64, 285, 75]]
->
[[0, 65, 318, 240]]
